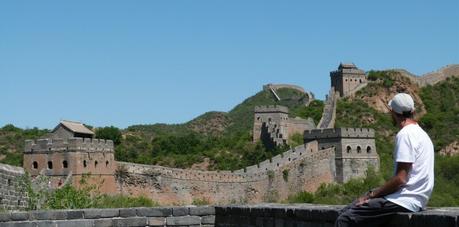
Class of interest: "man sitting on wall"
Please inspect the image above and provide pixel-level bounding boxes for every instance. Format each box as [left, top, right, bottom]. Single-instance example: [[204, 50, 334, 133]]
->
[[335, 93, 435, 227]]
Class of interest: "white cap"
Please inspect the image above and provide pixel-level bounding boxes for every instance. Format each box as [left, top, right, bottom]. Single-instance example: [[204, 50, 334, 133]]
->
[[388, 93, 415, 114]]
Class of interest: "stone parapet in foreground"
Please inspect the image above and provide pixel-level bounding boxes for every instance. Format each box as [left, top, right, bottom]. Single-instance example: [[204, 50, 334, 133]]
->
[[1, 204, 459, 226]]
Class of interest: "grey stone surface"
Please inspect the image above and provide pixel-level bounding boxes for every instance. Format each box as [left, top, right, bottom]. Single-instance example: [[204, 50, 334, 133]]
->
[[83, 208, 120, 218], [201, 215, 215, 224], [172, 207, 189, 216], [190, 206, 215, 216], [30, 210, 68, 220], [166, 216, 201, 225], [136, 207, 172, 217], [147, 217, 166, 226], [2, 205, 459, 227], [119, 208, 137, 217], [10, 212, 29, 221], [52, 219, 94, 227], [113, 217, 147, 227], [93, 218, 114, 227]]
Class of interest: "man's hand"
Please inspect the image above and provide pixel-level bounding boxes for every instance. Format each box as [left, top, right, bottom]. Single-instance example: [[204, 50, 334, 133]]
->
[[355, 195, 370, 207]]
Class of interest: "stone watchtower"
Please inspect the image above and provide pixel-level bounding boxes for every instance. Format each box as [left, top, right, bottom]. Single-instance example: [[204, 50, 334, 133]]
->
[[304, 128, 379, 183], [253, 105, 290, 149], [253, 105, 315, 149], [23, 121, 117, 193], [330, 63, 367, 97]]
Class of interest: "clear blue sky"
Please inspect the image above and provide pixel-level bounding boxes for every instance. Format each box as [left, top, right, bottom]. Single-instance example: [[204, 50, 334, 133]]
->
[[1, 1, 458, 129]]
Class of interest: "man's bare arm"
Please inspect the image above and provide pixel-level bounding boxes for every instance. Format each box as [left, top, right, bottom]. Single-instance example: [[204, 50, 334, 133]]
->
[[356, 162, 412, 206]]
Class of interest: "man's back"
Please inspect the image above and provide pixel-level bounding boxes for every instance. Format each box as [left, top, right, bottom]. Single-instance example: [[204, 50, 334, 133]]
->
[[385, 123, 435, 211]]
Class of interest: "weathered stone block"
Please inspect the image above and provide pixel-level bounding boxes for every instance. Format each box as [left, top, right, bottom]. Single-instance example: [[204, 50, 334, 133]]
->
[[30, 210, 67, 220], [201, 215, 215, 224], [148, 217, 166, 226], [10, 212, 29, 221], [93, 218, 114, 227], [190, 206, 215, 216], [34, 220, 56, 227], [66, 210, 84, 219], [1, 221, 35, 227], [0, 212, 11, 222], [52, 219, 94, 227], [83, 208, 120, 219], [172, 207, 189, 216], [166, 216, 201, 225], [410, 212, 457, 227], [113, 217, 148, 227], [119, 208, 137, 217], [136, 207, 172, 217]]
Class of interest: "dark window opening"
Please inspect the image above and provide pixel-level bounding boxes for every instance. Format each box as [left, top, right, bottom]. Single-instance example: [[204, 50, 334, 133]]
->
[[48, 161, 53, 169], [106, 160, 109, 167], [83, 160, 87, 168], [7, 179, 12, 186], [32, 161, 38, 169], [95, 161, 98, 168], [367, 146, 372, 153], [346, 146, 351, 153], [357, 146, 362, 153], [63, 160, 68, 168]]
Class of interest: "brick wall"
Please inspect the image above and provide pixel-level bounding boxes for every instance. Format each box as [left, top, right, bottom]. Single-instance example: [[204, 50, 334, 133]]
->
[[0, 164, 28, 211]]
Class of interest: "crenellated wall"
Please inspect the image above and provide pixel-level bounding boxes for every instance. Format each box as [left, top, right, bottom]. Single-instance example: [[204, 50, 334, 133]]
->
[[23, 138, 117, 194], [0, 163, 28, 211], [304, 128, 379, 183], [116, 141, 336, 205]]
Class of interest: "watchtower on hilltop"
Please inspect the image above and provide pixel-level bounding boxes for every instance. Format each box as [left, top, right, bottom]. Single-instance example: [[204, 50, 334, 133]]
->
[[304, 128, 379, 183], [330, 63, 367, 97], [23, 121, 117, 193]]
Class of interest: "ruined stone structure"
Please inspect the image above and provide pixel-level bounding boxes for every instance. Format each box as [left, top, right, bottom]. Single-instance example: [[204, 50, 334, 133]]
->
[[23, 122, 117, 194], [304, 128, 379, 183], [0, 163, 28, 210], [330, 63, 367, 97]]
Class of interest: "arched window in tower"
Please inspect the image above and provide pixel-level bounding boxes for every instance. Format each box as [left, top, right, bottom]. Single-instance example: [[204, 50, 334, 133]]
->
[[346, 146, 351, 153], [95, 160, 98, 168], [47, 161, 53, 169], [83, 160, 87, 168], [106, 160, 109, 167], [357, 146, 362, 153], [367, 146, 372, 153], [62, 160, 68, 169], [257, 117, 260, 121], [360, 79, 362, 83], [32, 161, 38, 169]]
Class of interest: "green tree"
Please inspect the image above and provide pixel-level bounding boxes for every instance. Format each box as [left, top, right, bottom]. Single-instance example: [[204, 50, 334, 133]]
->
[[96, 126, 122, 145]]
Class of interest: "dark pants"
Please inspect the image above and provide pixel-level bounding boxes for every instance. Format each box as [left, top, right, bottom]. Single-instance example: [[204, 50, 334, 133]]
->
[[335, 197, 412, 227]]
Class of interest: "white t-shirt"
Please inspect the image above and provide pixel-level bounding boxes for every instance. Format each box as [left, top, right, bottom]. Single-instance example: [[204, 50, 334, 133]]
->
[[385, 124, 435, 212]]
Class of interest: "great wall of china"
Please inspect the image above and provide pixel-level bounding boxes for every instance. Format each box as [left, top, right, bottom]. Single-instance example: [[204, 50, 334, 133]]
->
[[1, 63, 458, 226]]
